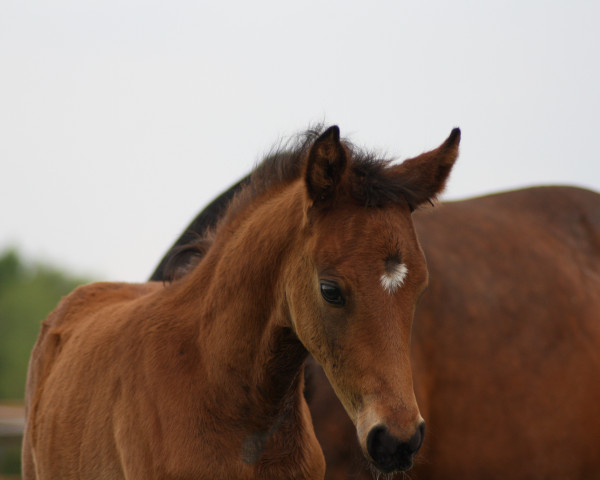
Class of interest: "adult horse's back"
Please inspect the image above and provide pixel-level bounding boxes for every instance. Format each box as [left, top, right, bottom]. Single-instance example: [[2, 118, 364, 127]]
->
[[412, 186, 600, 479], [309, 185, 600, 479]]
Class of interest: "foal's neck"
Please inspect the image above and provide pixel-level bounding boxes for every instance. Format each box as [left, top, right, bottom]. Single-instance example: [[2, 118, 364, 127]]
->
[[175, 181, 309, 432]]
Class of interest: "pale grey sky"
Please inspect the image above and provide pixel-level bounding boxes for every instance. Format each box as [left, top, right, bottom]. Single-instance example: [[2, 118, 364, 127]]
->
[[1, 1, 598, 281]]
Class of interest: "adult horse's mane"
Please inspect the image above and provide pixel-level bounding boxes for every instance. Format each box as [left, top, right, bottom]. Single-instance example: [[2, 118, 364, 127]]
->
[[162, 125, 458, 281]]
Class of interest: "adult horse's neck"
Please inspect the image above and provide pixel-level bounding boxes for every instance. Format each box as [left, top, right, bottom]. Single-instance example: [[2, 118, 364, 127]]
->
[[162, 179, 321, 472]]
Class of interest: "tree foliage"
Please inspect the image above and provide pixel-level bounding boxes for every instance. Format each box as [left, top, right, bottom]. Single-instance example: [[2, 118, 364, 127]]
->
[[0, 249, 89, 400]]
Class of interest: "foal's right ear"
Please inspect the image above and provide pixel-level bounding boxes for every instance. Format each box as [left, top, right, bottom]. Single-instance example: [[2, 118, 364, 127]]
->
[[305, 126, 347, 203]]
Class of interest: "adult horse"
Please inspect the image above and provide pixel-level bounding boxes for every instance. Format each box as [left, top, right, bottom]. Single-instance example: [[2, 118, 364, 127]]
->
[[152, 150, 600, 477], [23, 126, 461, 479]]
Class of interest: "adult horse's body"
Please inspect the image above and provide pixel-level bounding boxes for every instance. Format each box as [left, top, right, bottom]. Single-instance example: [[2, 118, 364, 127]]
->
[[153, 168, 600, 477], [23, 126, 461, 479]]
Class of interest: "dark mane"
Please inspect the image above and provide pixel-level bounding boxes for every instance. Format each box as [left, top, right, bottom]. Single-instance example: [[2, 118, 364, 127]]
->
[[222, 127, 324, 224], [230, 126, 419, 214]]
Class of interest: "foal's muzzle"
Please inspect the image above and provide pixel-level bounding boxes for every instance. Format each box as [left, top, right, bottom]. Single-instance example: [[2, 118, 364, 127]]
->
[[366, 422, 425, 473]]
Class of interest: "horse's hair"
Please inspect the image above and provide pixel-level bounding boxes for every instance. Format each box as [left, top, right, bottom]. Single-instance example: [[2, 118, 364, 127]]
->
[[241, 125, 420, 210]]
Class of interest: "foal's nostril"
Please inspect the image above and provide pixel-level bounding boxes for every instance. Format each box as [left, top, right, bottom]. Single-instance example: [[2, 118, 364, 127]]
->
[[366, 423, 425, 473], [367, 425, 395, 467]]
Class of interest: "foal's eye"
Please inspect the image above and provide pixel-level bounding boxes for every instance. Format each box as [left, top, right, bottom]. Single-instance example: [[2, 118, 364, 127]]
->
[[320, 282, 345, 306]]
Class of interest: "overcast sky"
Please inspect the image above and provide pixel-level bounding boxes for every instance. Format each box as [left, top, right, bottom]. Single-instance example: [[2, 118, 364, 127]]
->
[[1, 1, 599, 282]]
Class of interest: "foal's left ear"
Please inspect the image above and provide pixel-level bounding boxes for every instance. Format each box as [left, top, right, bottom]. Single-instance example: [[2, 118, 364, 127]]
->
[[305, 126, 347, 203], [393, 128, 461, 210]]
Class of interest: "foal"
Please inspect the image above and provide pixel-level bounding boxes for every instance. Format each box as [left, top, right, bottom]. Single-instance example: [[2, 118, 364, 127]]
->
[[23, 126, 460, 479]]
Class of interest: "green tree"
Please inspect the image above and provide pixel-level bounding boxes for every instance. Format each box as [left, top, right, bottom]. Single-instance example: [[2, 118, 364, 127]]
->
[[0, 249, 90, 400]]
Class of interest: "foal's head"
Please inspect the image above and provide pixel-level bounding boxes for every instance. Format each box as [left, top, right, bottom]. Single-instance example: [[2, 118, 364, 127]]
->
[[285, 126, 460, 474]]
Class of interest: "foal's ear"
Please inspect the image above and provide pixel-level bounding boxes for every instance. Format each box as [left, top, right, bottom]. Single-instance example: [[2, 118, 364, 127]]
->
[[393, 128, 461, 210], [305, 126, 347, 203]]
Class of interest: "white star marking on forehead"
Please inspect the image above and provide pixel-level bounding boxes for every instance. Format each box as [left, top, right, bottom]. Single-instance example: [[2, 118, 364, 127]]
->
[[380, 262, 408, 294]]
